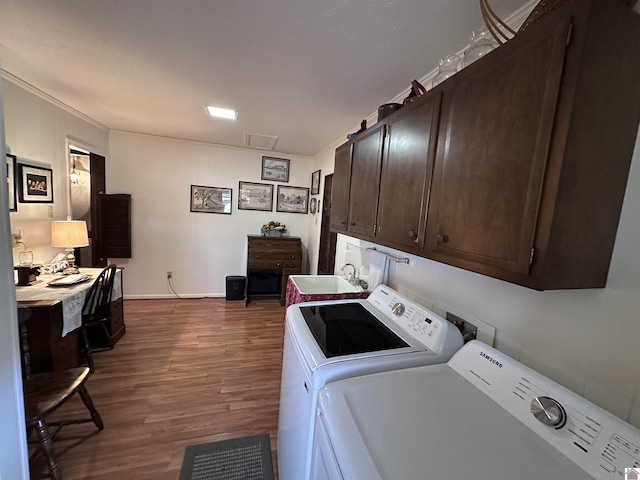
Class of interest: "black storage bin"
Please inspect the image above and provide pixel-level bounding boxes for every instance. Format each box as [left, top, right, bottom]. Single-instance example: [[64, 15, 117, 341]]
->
[[225, 276, 246, 300]]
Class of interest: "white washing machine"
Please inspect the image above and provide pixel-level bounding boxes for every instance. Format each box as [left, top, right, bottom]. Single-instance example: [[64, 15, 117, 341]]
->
[[277, 284, 464, 480], [313, 340, 640, 480]]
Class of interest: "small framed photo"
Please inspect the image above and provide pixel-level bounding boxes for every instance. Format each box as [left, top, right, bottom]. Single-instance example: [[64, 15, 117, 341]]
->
[[190, 185, 232, 214], [261, 156, 290, 182], [18, 163, 53, 203], [276, 185, 309, 214], [238, 181, 274, 211], [6, 154, 17, 212], [311, 169, 321, 195]]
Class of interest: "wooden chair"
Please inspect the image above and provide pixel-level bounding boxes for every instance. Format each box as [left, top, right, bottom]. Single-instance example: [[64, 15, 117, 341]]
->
[[18, 307, 104, 480], [79, 264, 117, 372]]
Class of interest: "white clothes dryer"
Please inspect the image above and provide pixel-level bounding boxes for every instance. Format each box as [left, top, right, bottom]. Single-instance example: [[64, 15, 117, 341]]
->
[[314, 340, 640, 480]]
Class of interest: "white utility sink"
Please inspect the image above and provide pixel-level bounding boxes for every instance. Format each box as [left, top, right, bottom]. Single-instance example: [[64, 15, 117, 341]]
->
[[289, 275, 361, 294], [286, 275, 370, 308]]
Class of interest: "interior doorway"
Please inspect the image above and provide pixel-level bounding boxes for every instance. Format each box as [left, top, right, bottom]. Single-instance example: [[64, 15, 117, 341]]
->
[[317, 174, 337, 275], [68, 145, 132, 266], [69, 146, 106, 267]]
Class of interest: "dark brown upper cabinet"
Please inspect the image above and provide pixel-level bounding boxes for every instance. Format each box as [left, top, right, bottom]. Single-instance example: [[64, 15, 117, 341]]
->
[[329, 142, 352, 233], [346, 123, 386, 239], [425, 9, 570, 278], [376, 93, 441, 254], [426, 0, 640, 289], [330, 0, 640, 290]]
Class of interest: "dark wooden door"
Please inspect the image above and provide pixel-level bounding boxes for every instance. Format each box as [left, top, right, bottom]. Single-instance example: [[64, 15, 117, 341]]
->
[[347, 122, 385, 239], [376, 93, 441, 252], [329, 142, 351, 232], [89, 153, 107, 267], [317, 174, 336, 275], [425, 17, 570, 275]]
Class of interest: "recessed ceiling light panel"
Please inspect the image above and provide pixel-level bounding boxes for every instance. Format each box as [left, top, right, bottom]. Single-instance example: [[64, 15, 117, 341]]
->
[[205, 105, 238, 120]]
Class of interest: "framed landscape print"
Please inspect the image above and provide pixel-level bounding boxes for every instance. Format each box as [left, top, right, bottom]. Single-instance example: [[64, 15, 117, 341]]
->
[[6, 154, 16, 212], [238, 181, 273, 211], [311, 169, 321, 195], [190, 185, 232, 214], [276, 185, 309, 214], [18, 163, 53, 203], [261, 156, 290, 182]]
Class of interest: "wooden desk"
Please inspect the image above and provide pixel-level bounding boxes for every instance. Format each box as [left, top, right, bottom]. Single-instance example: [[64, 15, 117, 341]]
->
[[246, 235, 302, 305], [16, 268, 124, 373]]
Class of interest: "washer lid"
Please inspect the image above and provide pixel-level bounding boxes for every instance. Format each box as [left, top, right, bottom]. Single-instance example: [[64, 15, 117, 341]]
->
[[299, 302, 409, 357], [318, 364, 588, 480]]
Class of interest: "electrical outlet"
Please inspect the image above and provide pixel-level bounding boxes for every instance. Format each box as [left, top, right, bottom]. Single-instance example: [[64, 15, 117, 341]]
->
[[167, 271, 172, 280]]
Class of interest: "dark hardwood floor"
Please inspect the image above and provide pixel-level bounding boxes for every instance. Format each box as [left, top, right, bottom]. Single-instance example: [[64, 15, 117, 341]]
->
[[28, 297, 286, 479]]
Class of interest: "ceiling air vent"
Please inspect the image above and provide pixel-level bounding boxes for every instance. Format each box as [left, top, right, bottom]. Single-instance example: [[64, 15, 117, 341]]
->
[[244, 133, 279, 151]]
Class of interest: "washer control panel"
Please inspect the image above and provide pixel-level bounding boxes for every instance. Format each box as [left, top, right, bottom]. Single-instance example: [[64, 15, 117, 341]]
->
[[450, 341, 640, 479], [367, 285, 456, 351]]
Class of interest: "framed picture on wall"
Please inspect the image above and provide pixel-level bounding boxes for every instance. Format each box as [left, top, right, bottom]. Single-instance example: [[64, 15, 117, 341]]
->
[[238, 181, 273, 211], [6, 154, 17, 212], [190, 185, 232, 214], [276, 185, 309, 214], [18, 163, 53, 203], [261, 156, 290, 182], [311, 169, 321, 195]]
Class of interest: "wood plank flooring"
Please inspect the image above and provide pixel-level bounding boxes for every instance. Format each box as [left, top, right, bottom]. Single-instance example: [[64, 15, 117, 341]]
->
[[29, 297, 286, 479]]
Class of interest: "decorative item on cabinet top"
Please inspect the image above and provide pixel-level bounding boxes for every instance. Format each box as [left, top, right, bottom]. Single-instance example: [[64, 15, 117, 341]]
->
[[347, 119, 367, 140], [261, 221, 287, 236]]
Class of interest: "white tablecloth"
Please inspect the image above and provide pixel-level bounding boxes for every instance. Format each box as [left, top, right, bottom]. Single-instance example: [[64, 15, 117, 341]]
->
[[15, 267, 123, 336]]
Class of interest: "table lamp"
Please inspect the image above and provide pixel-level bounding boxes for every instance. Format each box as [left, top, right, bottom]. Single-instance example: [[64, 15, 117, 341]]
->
[[51, 217, 89, 275]]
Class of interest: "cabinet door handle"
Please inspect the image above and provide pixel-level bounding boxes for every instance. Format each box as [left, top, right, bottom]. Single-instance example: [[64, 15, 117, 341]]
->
[[436, 234, 450, 243], [350, 222, 356, 226], [408, 230, 417, 239]]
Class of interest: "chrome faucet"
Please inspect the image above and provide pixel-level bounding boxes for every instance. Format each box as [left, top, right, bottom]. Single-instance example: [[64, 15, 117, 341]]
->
[[341, 263, 358, 285]]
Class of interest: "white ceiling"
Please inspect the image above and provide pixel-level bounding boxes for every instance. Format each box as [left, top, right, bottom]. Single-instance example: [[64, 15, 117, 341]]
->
[[0, 0, 526, 157]]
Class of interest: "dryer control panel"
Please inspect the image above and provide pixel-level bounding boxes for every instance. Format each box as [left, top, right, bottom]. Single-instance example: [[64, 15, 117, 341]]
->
[[449, 341, 640, 479]]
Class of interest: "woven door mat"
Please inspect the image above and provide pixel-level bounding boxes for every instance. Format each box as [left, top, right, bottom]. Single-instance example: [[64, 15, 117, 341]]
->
[[178, 433, 274, 480]]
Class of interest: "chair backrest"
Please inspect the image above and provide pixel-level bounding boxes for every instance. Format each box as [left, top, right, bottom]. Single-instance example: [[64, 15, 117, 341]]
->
[[82, 264, 117, 321]]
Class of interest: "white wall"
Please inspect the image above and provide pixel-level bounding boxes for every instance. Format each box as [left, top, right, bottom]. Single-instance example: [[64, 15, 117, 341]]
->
[[4, 79, 109, 266], [108, 131, 314, 298], [0, 67, 30, 480], [333, 124, 640, 428], [306, 137, 347, 274]]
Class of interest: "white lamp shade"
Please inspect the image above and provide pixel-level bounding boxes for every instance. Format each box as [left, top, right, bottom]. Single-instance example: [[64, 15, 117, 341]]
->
[[51, 220, 89, 248]]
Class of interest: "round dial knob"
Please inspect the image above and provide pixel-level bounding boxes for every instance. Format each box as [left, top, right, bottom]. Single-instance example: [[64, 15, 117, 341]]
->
[[391, 302, 405, 316], [531, 396, 566, 429]]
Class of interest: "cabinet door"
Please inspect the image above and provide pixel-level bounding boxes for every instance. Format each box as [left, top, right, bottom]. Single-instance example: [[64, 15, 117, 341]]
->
[[347, 123, 386, 239], [376, 94, 441, 252], [425, 18, 570, 275], [329, 142, 352, 232]]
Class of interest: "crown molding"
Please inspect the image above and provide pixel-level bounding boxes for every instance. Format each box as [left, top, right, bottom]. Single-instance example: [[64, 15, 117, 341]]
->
[[1, 70, 108, 131]]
